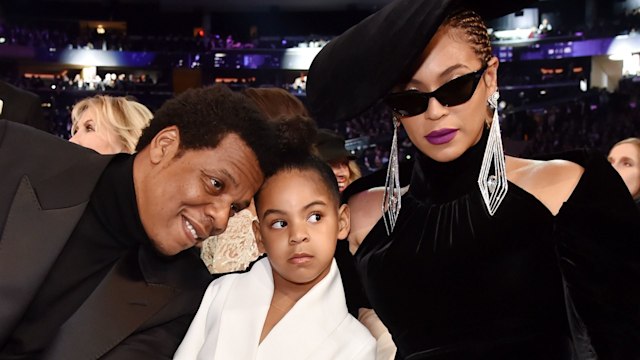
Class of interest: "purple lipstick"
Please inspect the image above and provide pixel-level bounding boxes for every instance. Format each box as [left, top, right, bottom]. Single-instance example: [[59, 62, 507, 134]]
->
[[425, 128, 458, 145]]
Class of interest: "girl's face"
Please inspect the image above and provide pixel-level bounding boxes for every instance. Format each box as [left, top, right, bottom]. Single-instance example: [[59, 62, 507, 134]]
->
[[392, 26, 498, 163], [255, 169, 349, 289], [608, 143, 640, 199], [69, 108, 124, 154]]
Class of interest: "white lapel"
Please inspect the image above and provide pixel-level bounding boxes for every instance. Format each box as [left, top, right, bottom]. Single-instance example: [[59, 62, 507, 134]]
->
[[258, 259, 347, 360], [202, 258, 273, 359], [176, 258, 355, 360]]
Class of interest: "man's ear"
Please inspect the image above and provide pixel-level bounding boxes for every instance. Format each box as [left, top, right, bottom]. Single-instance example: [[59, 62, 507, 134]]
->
[[337, 204, 351, 240], [149, 125, 180, 164], [253, 219, 266, 254]]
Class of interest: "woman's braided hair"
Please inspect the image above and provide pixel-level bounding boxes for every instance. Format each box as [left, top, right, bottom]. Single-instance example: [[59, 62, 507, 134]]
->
[[442, 9, 493, 65]]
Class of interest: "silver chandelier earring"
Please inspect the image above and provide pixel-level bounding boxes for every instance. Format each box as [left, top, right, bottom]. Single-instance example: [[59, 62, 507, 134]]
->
[[382, 115, 402, 235], [477, 91, 508, 216]]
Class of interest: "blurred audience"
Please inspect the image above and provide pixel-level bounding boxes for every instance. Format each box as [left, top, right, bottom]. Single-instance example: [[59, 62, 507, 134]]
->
[[0, 22, 332, 52], [3, 73, 640, 182]]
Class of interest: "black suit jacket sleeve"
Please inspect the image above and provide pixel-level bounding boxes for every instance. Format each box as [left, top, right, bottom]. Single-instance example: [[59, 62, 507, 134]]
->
[[101, 314, 193, 360], [0, 81, 47, 132]]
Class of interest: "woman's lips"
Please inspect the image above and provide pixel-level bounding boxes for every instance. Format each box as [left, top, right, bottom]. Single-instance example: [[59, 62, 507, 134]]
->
[[425, 128, 458, 145]]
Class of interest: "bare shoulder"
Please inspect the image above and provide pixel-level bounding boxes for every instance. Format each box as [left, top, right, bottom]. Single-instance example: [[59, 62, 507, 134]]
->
[[506, 156, 584, 215], [347, 187, 385, 254]]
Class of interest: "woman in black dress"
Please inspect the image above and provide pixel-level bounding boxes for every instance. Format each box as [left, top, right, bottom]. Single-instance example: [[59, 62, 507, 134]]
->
[[306, 0, 640, 359]]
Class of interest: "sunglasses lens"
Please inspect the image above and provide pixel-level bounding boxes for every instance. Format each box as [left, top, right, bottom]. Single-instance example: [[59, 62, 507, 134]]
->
[[434, 72, 478, 107], [385, 68, 485, 117], [384, 91, 428, 117]]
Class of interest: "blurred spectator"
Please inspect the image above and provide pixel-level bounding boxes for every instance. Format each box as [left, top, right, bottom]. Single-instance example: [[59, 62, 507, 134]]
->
[[608, 137, 640, 207], [537, 17, 552, 35], [315, 128, 361, 193]]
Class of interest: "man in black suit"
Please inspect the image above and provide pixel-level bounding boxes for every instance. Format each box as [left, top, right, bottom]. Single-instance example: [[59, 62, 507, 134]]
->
[[0, 84, 279, 359], [0, 80, 48, 132]]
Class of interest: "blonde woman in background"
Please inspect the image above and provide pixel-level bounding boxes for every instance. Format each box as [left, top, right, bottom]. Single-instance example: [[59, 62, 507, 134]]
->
[[69, 95, 153, 154]]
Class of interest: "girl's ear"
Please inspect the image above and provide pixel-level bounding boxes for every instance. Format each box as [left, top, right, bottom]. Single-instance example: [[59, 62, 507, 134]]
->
[[253, 219, 266, 254], [337, 204, 351, 240]]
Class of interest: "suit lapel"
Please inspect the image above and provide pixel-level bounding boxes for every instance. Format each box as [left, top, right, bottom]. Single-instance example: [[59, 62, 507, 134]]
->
[[214, 258, 272, 359], [258, 260, 346, 360], [0, 176, 88, 344], [44, 249, 177, 360]]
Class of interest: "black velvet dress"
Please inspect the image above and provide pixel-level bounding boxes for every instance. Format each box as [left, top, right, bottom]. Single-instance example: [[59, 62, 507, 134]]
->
[[352, 131, 640, 360]]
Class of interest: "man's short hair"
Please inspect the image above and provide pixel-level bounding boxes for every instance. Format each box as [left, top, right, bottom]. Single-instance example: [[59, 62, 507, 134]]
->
[[136, 84, 278, 175]]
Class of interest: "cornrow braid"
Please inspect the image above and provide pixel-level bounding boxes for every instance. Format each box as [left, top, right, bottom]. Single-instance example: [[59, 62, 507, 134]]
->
[[442, 9, 493, 65]]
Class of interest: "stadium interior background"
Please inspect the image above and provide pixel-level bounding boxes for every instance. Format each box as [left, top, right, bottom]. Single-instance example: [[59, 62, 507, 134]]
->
[[3, 0, 640, 174]]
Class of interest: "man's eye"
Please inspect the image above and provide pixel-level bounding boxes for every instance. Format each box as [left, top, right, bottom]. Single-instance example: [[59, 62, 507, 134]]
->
[[210, 178, 222, 189]]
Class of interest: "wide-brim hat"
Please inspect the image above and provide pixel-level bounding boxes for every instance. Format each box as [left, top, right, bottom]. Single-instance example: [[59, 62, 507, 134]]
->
[[306, 0, 535, 123], [315, 128, 357, 163]]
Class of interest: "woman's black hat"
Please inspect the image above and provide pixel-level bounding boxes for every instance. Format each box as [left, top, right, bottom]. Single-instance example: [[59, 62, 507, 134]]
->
[[306, 0, 535, 124]]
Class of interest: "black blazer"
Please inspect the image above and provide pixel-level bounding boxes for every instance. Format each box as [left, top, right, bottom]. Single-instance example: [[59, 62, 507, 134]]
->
[[0, 121, 212, 359], [0, 81, 47, 132]]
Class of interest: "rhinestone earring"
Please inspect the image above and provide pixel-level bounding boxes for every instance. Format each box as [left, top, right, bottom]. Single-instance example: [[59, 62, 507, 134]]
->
[[477, 91, 508, 216], [382, 115, 402, 235]]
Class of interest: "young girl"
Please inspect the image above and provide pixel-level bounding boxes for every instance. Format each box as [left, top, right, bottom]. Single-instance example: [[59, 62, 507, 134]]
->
[[174, 131, 376, 359]]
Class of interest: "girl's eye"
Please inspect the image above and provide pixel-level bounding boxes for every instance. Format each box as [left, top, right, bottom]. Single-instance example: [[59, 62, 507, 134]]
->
[[308, 213, 321, 223], [271, 220, 287, 229]]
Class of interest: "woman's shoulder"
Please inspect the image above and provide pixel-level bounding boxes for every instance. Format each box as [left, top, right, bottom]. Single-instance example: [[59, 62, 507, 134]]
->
[[349, 187, 386, 209], [506, 155, 585, 215], [347, 185, 412, 253], [347, 187, 386, 252], [507, 156, 585, 184]]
